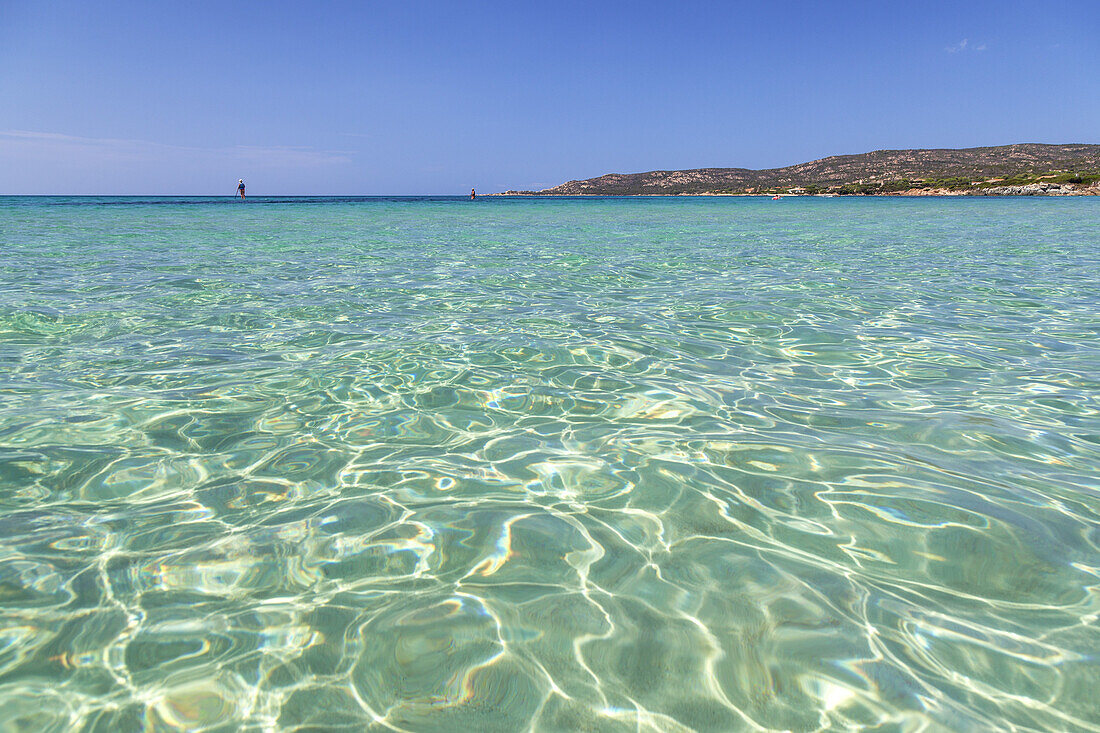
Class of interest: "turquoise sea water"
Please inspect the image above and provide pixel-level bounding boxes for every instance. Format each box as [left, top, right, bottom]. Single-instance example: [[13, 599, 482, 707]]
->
[[1, 195, 1098, 731]]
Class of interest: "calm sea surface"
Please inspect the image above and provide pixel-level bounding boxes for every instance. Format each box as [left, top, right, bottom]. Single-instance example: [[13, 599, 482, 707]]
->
[[1, 195, 1098, 731]]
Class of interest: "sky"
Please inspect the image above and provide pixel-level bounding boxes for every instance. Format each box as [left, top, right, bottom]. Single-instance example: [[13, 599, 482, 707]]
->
[[1, 0, 1098, 194]]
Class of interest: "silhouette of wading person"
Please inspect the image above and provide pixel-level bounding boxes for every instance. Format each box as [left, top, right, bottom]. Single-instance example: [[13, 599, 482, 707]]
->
[[470, 188, 476, 200], [237, 179, 246, 199]]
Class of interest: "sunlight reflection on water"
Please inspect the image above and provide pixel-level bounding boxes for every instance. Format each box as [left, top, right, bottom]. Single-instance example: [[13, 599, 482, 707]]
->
[[0, 196, 1098, 731]]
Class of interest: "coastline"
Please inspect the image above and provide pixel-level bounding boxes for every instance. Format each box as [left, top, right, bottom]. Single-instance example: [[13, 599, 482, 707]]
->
[[491, 185, 1100, 197]]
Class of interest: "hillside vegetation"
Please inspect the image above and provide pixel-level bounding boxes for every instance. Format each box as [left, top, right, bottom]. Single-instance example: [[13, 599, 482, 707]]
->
[[502, 144, 1100, 196]]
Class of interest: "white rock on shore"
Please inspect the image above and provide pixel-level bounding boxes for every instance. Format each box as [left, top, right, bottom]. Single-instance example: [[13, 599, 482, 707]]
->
[[981, 183, 1077, 195]]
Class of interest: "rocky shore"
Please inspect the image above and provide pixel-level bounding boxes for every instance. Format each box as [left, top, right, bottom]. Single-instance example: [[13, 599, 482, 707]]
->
[[496, 183, 1100, 197], [886, 182, 1099, 196]]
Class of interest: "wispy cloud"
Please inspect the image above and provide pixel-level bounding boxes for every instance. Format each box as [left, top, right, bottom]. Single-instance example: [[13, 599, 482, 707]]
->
[[0, 130, 352, 167], [946, 38, 987, 54]]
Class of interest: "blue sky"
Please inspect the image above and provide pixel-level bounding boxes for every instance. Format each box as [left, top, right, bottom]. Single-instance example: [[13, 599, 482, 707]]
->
[[1, 0, 1098, 194]]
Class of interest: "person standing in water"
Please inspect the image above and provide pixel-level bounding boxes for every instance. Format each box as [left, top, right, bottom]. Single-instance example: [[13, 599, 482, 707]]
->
[[237, 179, 246, 199], [470, 188, 476, 200]]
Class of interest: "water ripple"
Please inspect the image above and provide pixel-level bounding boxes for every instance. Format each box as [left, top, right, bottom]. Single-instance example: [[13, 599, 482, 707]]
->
[[1, 196, 1098, 731]]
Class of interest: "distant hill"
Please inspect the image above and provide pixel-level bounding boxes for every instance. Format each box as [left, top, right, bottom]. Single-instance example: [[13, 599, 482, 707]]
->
[[502, 144, 1100, 196]]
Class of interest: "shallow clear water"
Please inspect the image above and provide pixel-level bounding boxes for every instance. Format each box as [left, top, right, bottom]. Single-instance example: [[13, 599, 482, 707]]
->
[[1, 195, 1099, 731]]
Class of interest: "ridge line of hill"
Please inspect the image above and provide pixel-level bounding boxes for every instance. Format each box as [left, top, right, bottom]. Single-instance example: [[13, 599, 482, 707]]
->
[[498, 143, 1100, 196]]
